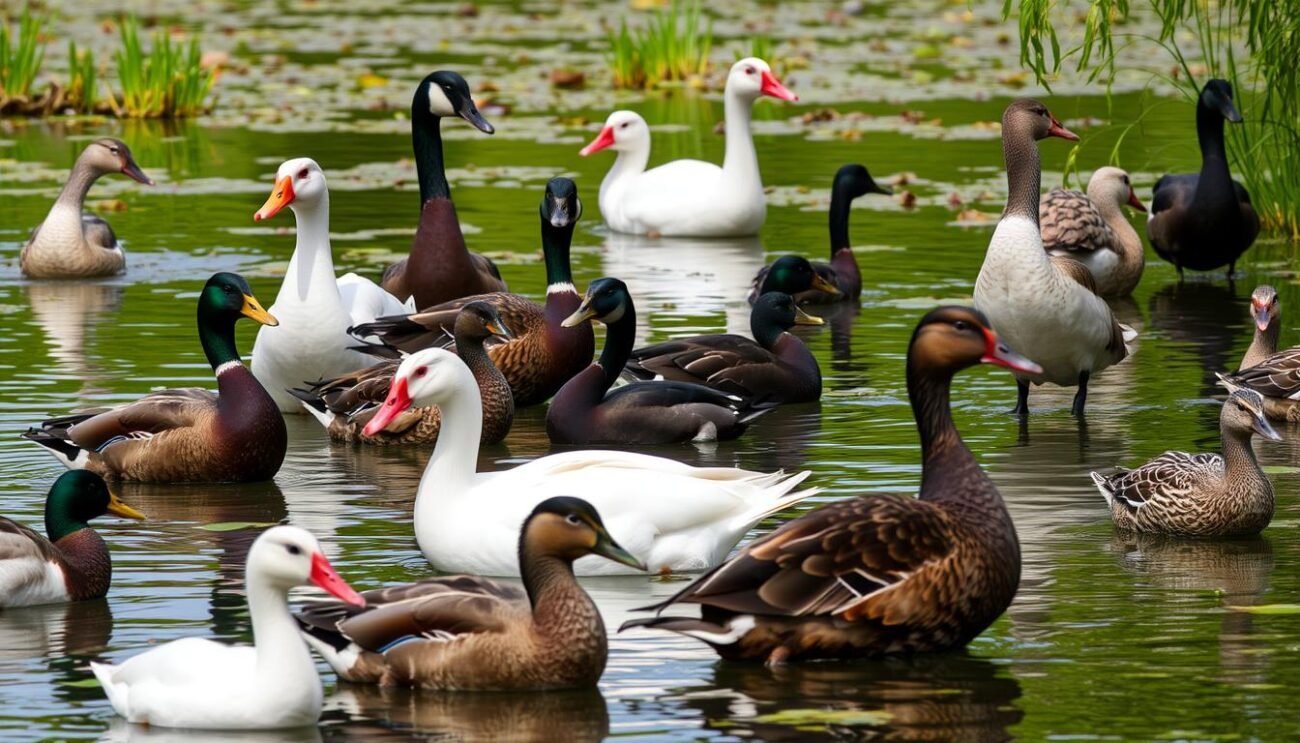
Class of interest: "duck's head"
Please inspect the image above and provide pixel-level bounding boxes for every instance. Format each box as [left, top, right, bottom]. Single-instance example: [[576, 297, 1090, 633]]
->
[[1201, 79, 1242, 124], [362, 348, 471, 436], [541, 177, 582, 229], [1249, 285, 1279, 333], [562, 277, 631, 327], [835, 163, 893, 198], [1223, 389, 1280, 441], [1003, 99, 1078, 142], [521, 496, 645, 571], [759, 255, 840, 298], [1087, 166, 1144, 212], [454, 300, 513, 342], [44, 471, 145, 542], [909, 306, 1042, 377], [249, 526, 365, 606], [417, 70, 494, 133], [254, 158, 326, 221], [579, 110, 649, 156], [727, 57, 797, 102], [752, 291, 823, 333], [199, 272, 278, 328], [82, 138, 153, 186]]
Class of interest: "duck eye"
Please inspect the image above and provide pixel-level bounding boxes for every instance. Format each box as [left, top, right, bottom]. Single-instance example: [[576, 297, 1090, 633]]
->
[[566, 514, 582, 526], [286, 544, 302, 555], [953, 320, 969, 331], [297, 168, 309, 180], [620, 122, 630, 129], [414, 366, 428, 377], [109, 146, 119, 154], [745, 67, 755, 75]]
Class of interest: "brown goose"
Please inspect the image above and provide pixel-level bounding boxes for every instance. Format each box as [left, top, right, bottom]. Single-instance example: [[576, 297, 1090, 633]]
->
[[291, 301, 515, 445], [620, 306, 1042, 664], [20, 138, 153, 279], [22, 273, 287, 483], [1239, 284, 1279, 370], [297, 497, 644, 690], [1040, 166, 1146, 296], [380, 71, 505, 308], [1091, 389, 1278, 537]]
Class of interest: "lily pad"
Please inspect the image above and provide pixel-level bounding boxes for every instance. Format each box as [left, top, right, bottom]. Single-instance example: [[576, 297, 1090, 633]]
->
[[197, 521, 280, 532]]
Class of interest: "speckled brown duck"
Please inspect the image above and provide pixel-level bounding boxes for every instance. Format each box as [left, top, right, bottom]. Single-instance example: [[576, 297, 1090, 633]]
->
[[1238, 285, 1279, 371], [380, 71, 505, 308], [296, 496, 644, 690], [620, 306, 1042, 664], [624, 291, 824, 403], [291, 301, 515, 445], [22, 273, 287, 483], [1039, 166, 1146, 297], [0, 471, 144, 607], [1091, 389, 1279, 537], [353, 178, 594, 407]]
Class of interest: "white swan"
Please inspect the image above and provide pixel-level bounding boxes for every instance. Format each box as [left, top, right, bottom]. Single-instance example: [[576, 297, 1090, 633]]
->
[[249, 158, 413, 412], [580, 58, 796, 237], [360, 348, 819, 577], [91, 526, 364, 730]]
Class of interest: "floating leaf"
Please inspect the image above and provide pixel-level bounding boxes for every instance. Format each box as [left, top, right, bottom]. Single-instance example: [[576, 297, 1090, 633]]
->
[[1227, 604, 1300, 615], [1261, 465, 1300, 474], [752, 708, 893, 728], [62, 678, 103, 688], [197, 521, 278, 532]]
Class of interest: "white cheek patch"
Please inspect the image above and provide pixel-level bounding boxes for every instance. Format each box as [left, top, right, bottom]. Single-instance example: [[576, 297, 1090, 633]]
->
[[427, 85, 456, 117], [601, 303, 626, 324]]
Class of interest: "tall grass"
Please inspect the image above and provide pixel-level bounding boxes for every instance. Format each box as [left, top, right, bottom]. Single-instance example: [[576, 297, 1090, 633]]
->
[[0, 8, 46, 104], [607, 0, 713, 90], [65, 40, 96, 114], [112, 16, 215, 118]]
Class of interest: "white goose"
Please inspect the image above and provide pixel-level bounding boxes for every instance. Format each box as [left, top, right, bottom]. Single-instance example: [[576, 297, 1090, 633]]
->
[[580, 58, 796, 237], [973, 99, 1135, 416], [91, 526, 363, 730], [249, 158, 413, 412], [360, 348, 819, 577]]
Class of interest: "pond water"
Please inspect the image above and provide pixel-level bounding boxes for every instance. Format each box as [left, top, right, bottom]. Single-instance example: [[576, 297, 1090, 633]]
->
[[1, 1, 1298, 741]]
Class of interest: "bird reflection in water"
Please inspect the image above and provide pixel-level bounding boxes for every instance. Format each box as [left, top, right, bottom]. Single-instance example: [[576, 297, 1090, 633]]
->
[[25, 281, 124, 395], [0, 598, 113, 705], [101, 719, 320, 743], [1148, 281, 1244, 397]]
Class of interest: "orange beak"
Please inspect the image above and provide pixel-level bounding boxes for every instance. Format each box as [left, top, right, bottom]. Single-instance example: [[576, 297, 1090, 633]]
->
[[1046, 115, 1079, 141], [254, 176, 295, 221]]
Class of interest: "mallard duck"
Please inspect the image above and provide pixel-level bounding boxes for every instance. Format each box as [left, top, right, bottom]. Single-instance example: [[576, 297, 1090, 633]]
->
[[747, 255, 841, 304], [748, 164, 892, 304], [549, 278, 775, 445], [248, 158, 413, 413], [352, 178, 594, 407], [358, 348, 818, 576], [1040, 166, 1146, 296], [0, 471, 144, 608], [291, 301, 514, 445], [580, 58, 795, 237], [22, 273, 287, 483], [380, 71, 505, 308], [620, 306, 1042, 663], [1091, 389, 1278, 536], [20, 138, 153, 279], [1148, 79, 1260, 279], [1239, 285, 1279, 370], [623, 291, 823, 403], [92, 526, 363, 729], [297, 497, 642, 690], [973, 99, 1134, 416]]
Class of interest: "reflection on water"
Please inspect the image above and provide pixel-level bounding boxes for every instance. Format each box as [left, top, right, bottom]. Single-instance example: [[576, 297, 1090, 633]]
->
[[102, 720, 320, 743], [25, 281, 122, 393], [1148, 281, 1244, 396]]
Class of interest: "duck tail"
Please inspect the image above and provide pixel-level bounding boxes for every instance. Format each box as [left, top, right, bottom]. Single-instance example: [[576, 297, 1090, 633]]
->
[[729, 471, 819, 533], [1089, 471, 1116, 507], [736, 396, 781, 426], [619, 614, 755, 648], [1215, 372, 1245, 395], [287, 387, 335, 429], [90, 662, 126, 715], [21, 416, 92, 470]]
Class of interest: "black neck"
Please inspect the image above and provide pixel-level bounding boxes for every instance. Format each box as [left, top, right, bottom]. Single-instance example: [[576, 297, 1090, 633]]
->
[[412, 103, 449, 203], [1194, 101, 1234, 206], [197, 309, 241, 370], [828, 182, 854, 255], [598, 305, 637, 386], [541, 219, 576, 286]]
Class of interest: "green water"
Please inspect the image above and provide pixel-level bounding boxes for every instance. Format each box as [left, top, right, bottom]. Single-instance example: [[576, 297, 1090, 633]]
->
[[1, 1, 1298, 740]]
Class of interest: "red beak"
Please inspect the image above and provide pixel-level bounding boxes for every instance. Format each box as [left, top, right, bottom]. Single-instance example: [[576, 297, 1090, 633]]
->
[[1046, 115, 1079, 141], [254, 176, 295, 221], [1126, 187, 1145, 211], [980, 328, 1043, 375], [309, 552, 365, 607], [759, 70, 798, 102], [362, 376, 412, 437], [580, 126, 616, 156]]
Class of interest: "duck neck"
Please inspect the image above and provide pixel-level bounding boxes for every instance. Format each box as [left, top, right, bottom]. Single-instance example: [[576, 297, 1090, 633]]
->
[[1242, 321, 1280, 370], [541, 218, 576, 291], [54, 158, 103, 210], [1194, 102, 1234, 208], [412, 107, 450, 204], [198, 308, 242, 372], [278, 195, 342, 307], [415, 369, 483, 522], [246, 574, 316, 681], [597, 306, 637, 387], [828, 182, 855, 257], [722, 92, 760, 187], [1220, 422, 1262, 480], [606, 146, 649, 189], [750, 312, 786, 350], [907, 363, 981, 504], [1002, 125, 1042, 225], [521, 553, 601, 633], [51, 529, 111, 600]]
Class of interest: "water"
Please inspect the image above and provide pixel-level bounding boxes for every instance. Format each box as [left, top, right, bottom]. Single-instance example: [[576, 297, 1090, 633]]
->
[[1, 1, 1298, 740]]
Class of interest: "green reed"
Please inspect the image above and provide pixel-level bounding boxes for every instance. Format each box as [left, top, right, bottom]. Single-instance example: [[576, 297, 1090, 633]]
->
[[607, 0, 713, 89], [113, 15, 215, 118], [0, 8, 46, 103], [65, 40, 96, 114]]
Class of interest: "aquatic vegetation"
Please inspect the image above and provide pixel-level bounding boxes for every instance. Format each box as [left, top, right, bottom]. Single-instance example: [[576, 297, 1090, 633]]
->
[[65, 41, 96, 114], [606, 0, 713, 89], [0, 8, 45, 110], [111, 16, 216, 119]]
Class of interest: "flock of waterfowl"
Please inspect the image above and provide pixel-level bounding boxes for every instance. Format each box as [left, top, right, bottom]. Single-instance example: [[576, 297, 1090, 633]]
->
[[1, 56, 1282, 730]]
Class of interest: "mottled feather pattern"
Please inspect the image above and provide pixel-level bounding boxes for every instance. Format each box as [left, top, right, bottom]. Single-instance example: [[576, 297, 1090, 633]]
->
[[1040, 188, 1117, 255]]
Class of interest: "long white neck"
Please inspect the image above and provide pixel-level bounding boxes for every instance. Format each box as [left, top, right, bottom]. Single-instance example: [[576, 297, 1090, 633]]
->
[[276, 192, 342, 308], [246, 575, 318, 685], [414, 367, 485, 530], [722, 91, 761, 187], [600, 144, 649, 203]]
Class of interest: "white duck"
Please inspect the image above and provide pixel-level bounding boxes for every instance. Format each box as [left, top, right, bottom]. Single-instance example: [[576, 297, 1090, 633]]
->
[[973, 99, 1135, 416], [249, 158, 413, 412], [580, 58, 796, 238], [91, 525, 363, 730], [360, 348, 819, 577]]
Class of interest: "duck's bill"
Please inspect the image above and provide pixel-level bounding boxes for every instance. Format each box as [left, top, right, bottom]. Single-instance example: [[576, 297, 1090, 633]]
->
[[980, 330, 1043, 375], [594, 532, 647, 571], [1046, 116, 1080, 141], [106, 491, 146, 520], [1127, 188, 1145, 211], [1255, 306, 1273, 332], [121, 158, 155, 187], [362, 377, 412, 437], [1220, 98, 1244, 123], [759, 70, 797, 102], [459, 102, 495, 134], [580, 126, 615, 156], [548, 196, 577, 228], [794, 306, 824, 326], [1253, 411, 1282, 441], [810, 273, 842, 296], [872, 182, 894, 196], [486, 318, 513, 340], [561, 302, 598, 328], [240, 294, 279, 327], [310, 552, 366, 607], [254, 176, 294, 221]]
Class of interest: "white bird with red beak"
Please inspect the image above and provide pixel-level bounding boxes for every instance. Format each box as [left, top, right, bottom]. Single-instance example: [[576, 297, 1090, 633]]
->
[[579, 57, 797, 237], [91, 526, 364, 729]]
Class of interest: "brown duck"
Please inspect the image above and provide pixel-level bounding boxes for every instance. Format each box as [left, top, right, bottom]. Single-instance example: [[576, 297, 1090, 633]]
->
[[1238, 284, 1279, 371], [296, 496, 644, 690], [22, 273, 287, 483], [620, 306, 1042, 664]]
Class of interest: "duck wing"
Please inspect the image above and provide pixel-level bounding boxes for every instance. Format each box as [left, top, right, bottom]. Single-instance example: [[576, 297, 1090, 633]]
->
[[1218, 348, 1300, 399], [350, 293, 539, 354], [1150, 174, 1197, 218], [1092, 452, 1224, 511], [626, 335, 771, 385], [1040, 188, 1117, 255], [0, 518, 60, 602], [81, 214, 119, 250], [65, 389, 216, 451]]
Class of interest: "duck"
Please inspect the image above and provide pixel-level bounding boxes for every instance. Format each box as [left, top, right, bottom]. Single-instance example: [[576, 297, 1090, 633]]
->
[[249, 158, 414, 413], [580, 58, 796, 237], [1148, 79, 1259, 279], [624, 291, 823, 403], [1039, 166, 1146, 296], [0, 471, 144, 608], [619, 306, 1042, 664], [296, 497, 643, 690], [1090, 389, 1278, 537], [290, 301, 515, 445], [548, 278, 776, 445], [351, 178, 594, 407], [380, 71, 505, 308], [580, 110, 650, 222], [20, 138, 153, 279], [748, 164, 893, 304], [972, 98, 1134, 416], [357, 348, 818, 576], [22, 273, 287, 483], [91, 525, 363, 729], [1238, 284, 1279, 370], [746, 255, 841, 304]]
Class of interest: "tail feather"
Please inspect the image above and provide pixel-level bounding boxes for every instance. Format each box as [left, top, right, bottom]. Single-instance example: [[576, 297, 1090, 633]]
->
[[21, 423, 89, 470], [728, 471, 819, 533], [1215, 372, 1244, 395], [1089, 471, 1115, 507], [619, 614, 756, 647]]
